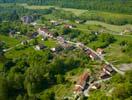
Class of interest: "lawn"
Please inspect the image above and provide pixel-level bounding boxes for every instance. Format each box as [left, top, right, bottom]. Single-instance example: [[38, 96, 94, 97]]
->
[[0, 35, 20, 48], [4, 37, 58, 59], [37, 36, 58, 48]]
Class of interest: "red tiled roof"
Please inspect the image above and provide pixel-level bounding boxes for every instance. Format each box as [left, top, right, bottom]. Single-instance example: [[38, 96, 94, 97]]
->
[[76, 72, 89, 87]]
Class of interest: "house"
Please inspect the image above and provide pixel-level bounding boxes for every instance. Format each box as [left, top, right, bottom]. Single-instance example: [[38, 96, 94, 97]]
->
[[47, 32, 53, 38], [50, 48, 56, 52], [21, 16, 34, 24], [9, 29, 16, 37], [89, 53, 98, 61], [37, 28, 53, 38], [85, 49, 99, 61], [50, 20, 60, 26], [100, 71, 111, 79], [38, 27, 49, 36], [64, 24, 74, 29], [100, 64, 116, 79], [75, 20, 86, 24], [35, 44, 46, 50], [74, 71, 90, 95], [30, 22, 37, 26], [57, 36, 65, 43], [96, 48, 104, 55], [90, 83, 101, 91], [103, 64, 116, 75], [30, 32, 39, 39], [76, 42, 84, 48], [21, 40, 28, 45]]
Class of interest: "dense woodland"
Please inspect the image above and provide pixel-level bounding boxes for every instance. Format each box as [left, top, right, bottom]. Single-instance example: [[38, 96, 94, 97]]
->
[[0, 0, 132, 14], [0, 5, 54, 21]]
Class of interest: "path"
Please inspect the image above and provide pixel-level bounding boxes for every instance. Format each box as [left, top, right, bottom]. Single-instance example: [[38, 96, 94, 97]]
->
[[3, 39, 33, 52]]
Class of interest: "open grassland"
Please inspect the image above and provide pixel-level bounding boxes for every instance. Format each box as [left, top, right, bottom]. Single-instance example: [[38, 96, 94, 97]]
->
[[105, 36, 132, 65], [85, 21, 132, 33]]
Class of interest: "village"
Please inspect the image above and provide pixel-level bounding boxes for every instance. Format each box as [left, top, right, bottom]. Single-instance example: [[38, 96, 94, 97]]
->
[[1, 16, 129, 100], [0, 1, 132, 100]]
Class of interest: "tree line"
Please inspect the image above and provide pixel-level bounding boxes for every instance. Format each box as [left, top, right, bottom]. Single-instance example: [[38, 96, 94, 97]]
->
[[0, 0, 132, 14]]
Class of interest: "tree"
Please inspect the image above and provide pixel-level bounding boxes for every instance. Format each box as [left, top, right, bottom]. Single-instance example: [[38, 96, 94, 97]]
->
[[99, 33, 116, 44], [63, 28, 71, 35], [3, 60, 15, 72], [0, 76, 8, 100], [53, 32, 59, 37], [41, 91, 55, 100], [56, 74, 65, 84]]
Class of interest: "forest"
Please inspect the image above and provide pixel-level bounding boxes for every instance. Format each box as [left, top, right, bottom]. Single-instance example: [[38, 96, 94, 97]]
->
[[0, 0, 132, 14]]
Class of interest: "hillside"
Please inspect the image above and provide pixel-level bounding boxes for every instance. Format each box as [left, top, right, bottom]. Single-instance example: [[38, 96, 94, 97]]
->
[[0, 1, 132, 100]]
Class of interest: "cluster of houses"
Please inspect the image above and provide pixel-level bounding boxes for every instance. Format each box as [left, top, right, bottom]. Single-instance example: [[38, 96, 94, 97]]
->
[[73, 64, 116, 97], [85, 48, 100, 61], [100, 64, 116, 79], [73, 71, 101, 97], [9, 29, 21, 38], [21, 16, 34, 24], [57, 36, 75, 50], [50, 20, 61, 26], [37, 27, 53, 38]]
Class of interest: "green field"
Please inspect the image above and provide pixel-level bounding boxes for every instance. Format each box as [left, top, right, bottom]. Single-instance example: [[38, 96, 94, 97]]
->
[[85, 21, 132, 33], [0, 35, 20, 47], [105, 35, 132, 65]]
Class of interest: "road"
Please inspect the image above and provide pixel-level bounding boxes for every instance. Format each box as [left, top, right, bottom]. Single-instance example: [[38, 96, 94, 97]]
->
[[3, 34, 124, 75], [65, 40, 125, 75], [3, 30, 127, 99]]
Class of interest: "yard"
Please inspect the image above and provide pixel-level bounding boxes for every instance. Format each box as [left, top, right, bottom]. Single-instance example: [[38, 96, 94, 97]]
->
[[0, 35, 20, 48]]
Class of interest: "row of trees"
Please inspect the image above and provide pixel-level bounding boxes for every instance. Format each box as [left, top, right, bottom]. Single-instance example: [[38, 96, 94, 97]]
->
[[79, 11, 132, 25], [78, 32, 116, 49]]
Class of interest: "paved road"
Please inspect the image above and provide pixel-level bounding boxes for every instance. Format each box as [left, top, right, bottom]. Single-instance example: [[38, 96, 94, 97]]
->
[[65, 40, 125, 75]]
